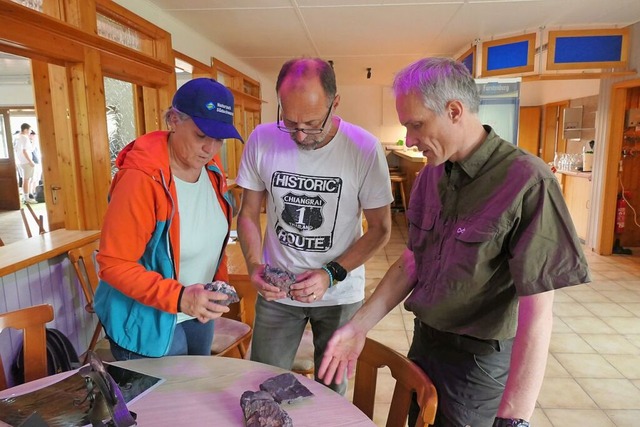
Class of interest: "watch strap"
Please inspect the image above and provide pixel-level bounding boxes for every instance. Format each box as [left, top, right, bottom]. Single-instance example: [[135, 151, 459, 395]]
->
[[492, 417, 530, 427], [326, 261, 347, 282]]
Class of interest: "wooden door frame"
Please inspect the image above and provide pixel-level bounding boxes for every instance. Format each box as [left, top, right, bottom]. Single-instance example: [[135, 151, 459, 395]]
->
[[0, 1, 175, 234], [596, 78, 640, 255], [0, 108, 21, 210], [541, 100, 570, 163]]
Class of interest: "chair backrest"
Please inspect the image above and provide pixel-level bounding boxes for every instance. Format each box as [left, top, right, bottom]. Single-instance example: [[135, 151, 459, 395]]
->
[[68, 239, 101, 312], [226, 274, 257, 327], [353, 337, 438, 427], [0, 304, 54, 390], [20, 203, 46, 238]]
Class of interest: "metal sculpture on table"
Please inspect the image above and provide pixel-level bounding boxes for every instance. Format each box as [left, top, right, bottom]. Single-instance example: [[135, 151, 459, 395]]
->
[[77, 351, 137, 427]]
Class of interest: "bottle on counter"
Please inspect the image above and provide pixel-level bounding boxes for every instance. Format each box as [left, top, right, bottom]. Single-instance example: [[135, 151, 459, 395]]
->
[[582, 150, 594, 172]]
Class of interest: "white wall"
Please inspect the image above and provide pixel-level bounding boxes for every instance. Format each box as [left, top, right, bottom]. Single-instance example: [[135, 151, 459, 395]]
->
[[336, 85, 405, 143], [334, 78, 602, 143], [520, 80, 600, 106], [0, 84, 34, 107]]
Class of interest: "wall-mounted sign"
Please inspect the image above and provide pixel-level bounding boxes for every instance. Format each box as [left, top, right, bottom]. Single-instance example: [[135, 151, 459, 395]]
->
[[475, 78, 521, 145]]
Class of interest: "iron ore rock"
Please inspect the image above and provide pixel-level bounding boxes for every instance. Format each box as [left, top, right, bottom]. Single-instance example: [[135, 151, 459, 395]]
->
[[240, 390, 293, 427], [262, 264, 296, 294], [204, 280, 240, 306], [259, 373, 314, 404]]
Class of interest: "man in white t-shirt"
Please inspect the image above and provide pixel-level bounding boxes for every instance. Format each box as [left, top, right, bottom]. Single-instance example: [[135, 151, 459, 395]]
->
[[15, 123, 36, 204], [235, 58, 393, 394]]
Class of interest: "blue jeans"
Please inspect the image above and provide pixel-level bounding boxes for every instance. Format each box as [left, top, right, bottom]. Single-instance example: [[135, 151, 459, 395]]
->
[[109, 318, 215, 361], [250, 296, 362, 395]]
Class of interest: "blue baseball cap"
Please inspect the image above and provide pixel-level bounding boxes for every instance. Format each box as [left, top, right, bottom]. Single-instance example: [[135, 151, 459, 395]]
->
[[172, 78, 244, 142]]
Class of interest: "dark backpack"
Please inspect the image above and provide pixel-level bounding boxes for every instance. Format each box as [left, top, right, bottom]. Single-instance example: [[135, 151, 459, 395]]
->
[[12, 328, 81, 385], [35, 184, 45, 203]]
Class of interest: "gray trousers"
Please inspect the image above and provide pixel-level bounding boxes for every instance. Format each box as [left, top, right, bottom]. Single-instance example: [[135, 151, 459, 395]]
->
[[408, 319, 514, 427], [251, 296, 362, 395]]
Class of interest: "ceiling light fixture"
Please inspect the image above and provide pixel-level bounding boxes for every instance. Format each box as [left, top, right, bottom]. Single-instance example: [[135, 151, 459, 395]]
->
[[366, 68, 372, 79]]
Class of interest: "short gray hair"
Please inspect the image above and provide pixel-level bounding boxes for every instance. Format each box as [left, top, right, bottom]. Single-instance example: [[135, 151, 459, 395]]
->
[[163, 106, 191, 128], [392, 57, 480, 115]]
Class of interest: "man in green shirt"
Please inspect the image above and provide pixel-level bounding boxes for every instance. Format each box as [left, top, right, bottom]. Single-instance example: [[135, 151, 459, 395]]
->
[[318, 57, 590, 427]]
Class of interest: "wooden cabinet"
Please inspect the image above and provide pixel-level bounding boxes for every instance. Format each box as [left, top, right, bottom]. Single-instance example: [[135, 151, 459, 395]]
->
[[557, 172, 592, 241], [518, 106, 541, 156]]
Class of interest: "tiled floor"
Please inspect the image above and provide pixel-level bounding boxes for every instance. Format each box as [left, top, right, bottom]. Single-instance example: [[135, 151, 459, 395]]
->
[[0, 202, 47, 245], [359, 212, 640, 427]]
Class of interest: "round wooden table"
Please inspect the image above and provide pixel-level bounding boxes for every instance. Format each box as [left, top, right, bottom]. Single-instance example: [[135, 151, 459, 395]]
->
[[0, 355, 375, 426]]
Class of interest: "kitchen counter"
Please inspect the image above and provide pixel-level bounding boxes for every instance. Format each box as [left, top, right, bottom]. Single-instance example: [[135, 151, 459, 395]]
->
[[555, 169, 592, 180], [386, 149, 427, 206], [386, 147, 427, 163], [554, 172, 592, 241], [0, 228, 101, 277]]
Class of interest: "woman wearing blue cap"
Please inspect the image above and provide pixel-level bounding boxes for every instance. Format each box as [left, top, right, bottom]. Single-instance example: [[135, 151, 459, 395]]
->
[[94, 78, 244, 360]]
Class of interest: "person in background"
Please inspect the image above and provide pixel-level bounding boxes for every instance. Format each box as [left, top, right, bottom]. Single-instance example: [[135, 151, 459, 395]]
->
[[319, 57, 590, 426], [235, 57, 393, 394], [29, 130, 41, 198], [15, 123, 36, 204], [94, 78, 244, 360], [12, 130, 23, 194]]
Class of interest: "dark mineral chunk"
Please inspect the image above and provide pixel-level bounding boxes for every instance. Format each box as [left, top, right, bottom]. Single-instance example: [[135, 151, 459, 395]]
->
[[262, 264, 296, 294], [204, 280, 240, 305], [240, 390, 293, 427], [259, 373, 314, 404]]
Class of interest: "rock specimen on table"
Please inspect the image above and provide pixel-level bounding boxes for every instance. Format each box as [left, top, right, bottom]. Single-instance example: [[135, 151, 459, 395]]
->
[[262, 264, 297, 294], [240, 390, 293, 427], [239, 373, 314, 426], [259, 373, 314, 404], [204, 280, 240, 305]]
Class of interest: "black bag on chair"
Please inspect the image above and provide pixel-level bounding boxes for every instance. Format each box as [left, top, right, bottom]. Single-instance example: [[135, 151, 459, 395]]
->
[[12, 328, 81, 385], [35, 185, 45, 203]]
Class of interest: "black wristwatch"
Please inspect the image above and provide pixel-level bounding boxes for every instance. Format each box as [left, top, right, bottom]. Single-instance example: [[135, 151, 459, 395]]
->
[[492, 417, 530, 427], [325, 261, 347, 282]]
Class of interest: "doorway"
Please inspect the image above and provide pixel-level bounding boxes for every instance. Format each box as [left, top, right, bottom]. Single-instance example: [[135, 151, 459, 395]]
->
[[0, 52, 41, 213], [541, 101, 570, 164]]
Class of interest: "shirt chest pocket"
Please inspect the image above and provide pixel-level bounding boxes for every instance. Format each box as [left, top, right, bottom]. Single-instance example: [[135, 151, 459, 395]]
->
[[449, 219, 505, 265], [407, 207, 437, 255]]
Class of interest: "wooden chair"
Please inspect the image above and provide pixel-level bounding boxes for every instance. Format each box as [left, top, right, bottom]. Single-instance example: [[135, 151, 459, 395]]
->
[[353, 337, 438, 427], [20, 203, 46, 238], [68, 239, 250, 360], [0, 304, 54, 391], [211, 317, 252, 358], [67, 240, 114, 364], [389, 173, 408, 228], [226, 274, 314, 376]]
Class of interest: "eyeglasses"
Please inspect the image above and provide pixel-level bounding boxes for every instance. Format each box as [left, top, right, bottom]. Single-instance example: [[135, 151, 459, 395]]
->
[[277, 99, 334, 135]]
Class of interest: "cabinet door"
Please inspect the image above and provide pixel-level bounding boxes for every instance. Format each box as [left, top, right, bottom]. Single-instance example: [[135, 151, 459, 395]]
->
[[518, 106, 541, 156], [564, 176, 591, 241]]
